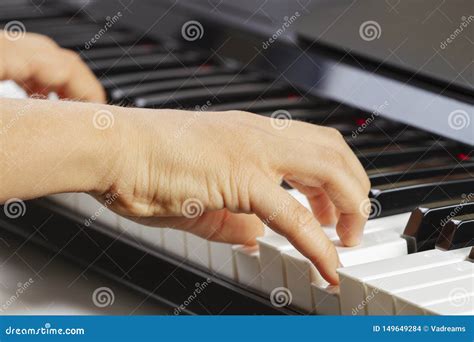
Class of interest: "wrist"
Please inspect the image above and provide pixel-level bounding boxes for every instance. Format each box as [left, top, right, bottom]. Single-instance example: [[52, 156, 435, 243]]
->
[[77, 102, 124, 195], [0, 98, 122, 200]]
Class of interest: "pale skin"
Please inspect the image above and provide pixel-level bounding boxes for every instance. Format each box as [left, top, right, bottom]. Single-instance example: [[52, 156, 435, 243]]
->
[[0, 32, 371, 284]]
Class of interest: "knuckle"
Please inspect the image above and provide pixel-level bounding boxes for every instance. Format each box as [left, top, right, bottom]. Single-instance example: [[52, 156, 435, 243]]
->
[[290, 205, 313, 233], [325, 127, 344, 140], [328, 150, 346, 170], [62, 48, 81, 61], [35, 34, 58, 48]]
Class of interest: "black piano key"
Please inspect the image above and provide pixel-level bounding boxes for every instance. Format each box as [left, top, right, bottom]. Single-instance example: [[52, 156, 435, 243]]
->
[[358, 143, 456, 169], [54, 32, 138, 50], [347, 130, 429, 149], [370, 174, 474, 217], [134, 83, 290, 108], [90, 52, 206, 75], [370, 162, 474, 187], [436, 214, 474, 250], [468, 247, 474, 261], [0, 7, 66, 22], [110, 73, 263, 102], [100, 65, 231, 89], [24, 22, 101, 37], [257, 107, 355, 123], [79, 45, 164, 60], [402, 199, 474, 252]]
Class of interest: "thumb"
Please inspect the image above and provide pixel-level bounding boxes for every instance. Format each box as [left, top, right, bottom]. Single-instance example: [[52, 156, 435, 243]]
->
[[189, 209, 264, 245]]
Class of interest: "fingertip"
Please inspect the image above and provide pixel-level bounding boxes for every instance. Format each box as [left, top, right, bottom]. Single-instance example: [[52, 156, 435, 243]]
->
[[336, 213, 365, 247]]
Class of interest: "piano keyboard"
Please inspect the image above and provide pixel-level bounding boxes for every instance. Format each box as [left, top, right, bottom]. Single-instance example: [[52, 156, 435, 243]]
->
[[1, 1, 473, 315]]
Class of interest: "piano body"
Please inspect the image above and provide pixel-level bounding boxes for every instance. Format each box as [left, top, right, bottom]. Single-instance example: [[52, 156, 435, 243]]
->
[[0, 0, 473, 315]]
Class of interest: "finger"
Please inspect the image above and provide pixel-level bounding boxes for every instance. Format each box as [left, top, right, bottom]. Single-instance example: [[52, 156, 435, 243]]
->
[[59, 49, 106, 103], [16, 48, 104, 102], [279, 145, 368, 247], [287, 181, 339, 226], [250, 177, 340, 285], [187, 209, 264, 245], [321, 128, 371, 194]]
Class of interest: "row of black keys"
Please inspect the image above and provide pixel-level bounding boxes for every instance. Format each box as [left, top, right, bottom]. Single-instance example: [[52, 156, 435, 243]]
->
[[403, 197, 473, 253], [2, 7, 473, 223]]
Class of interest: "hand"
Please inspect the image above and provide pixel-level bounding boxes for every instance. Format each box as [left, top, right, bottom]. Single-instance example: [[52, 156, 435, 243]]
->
[[0, 31, 105, 102], [95, 108, 371, 284]]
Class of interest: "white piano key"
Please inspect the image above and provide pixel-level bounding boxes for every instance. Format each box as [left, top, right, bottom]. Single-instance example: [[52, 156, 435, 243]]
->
[[393, 277, 474, 315], [311, 285, 341, 315], [282, 249, 313, 311], [47, 193, 78, 211], [186, 233, 211, 268], [338, 247, 472, 315], [258, 234, 294, 293], [76, 193, 118, 228], [364, 212, 411, 234], [117, 216, 143, 242], [209, 241, 237, 280], [162, 228, 187, 258], [0, 80, 27, 98], [365, 261, 474, 315], [258, 211, 411, 296], [234, 245, 262, 290], [424, 294, 474, 315], [288, 189, 311, 209], [283, 230, 407, 312], [141, 225, 163, 249]]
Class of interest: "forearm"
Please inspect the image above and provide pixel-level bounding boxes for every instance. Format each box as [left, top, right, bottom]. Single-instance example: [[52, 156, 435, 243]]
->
[[0, 98, 118, 203]]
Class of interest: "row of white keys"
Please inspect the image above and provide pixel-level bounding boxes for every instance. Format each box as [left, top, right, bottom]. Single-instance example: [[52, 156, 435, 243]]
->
[[210, 189, 314, 285], [186, 233, 210, 268], [162, 228, 187, 258], [257, 212, 411, 300], [338, 247, 472, 315], [284, 230, 408, 312], [424, 294, 474, 315], [394, 276, 474, 315], [209, 241, 237, 279], [364, 261, 474, 315]]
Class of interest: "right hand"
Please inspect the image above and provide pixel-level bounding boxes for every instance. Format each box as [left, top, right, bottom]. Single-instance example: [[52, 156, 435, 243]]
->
[[94, 107, 371, 284]]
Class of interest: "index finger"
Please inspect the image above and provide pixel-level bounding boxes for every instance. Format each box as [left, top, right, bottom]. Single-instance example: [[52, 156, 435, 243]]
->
[[250, 176, 341, 284]]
